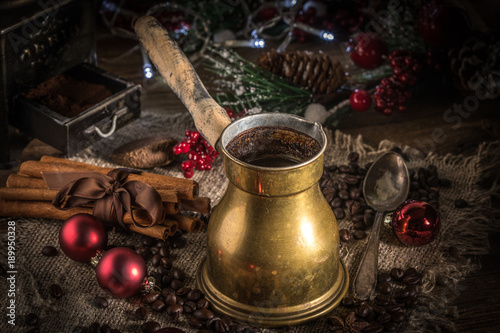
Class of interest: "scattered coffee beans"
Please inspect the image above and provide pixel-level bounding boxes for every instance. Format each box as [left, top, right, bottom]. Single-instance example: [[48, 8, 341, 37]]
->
[[93, 296, 108, 309], [41, 245, 58, 257], [49, 284, 63, 299]]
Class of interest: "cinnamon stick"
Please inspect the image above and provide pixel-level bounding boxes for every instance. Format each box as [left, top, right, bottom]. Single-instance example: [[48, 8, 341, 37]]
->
[[0, 200, 174, 240], [168, 214, 202, 233], [180, 197, 211, 214], [21, 158, 199, 199], [6, 174, 46, 189], [0, 187, 59, 201], [164, 202, 180, 215]]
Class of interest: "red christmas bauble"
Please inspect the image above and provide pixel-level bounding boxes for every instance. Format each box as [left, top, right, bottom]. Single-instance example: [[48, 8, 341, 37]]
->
[[391, 200, 440, 247], [59, 213, 107, 262], [349, 33, 388, 69], [95, 247, 147, 298], [417, 0, 470, 49], [350, 89, 372, 112]]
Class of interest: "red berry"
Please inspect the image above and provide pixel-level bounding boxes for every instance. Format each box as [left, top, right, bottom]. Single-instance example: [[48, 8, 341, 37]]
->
[[185, 130, 192, 137], [181, 160, 192, 171], [205, 164, 212, 171], [349, 33, 388, 69], [383, 108, 393, 116], [190, 131, 200, 141], [179, 142, 190, 154], [224, 107, 235, 118], [173, 144, 182, 155], [188, 151, 199, 161], [184, 169, 194, 178], [350, 89, 372, 112]]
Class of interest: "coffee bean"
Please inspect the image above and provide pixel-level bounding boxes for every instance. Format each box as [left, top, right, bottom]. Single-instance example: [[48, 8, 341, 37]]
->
[[404, 267, 418, 277], [338, 165, 352, 173], [339, 229, 351, 242], [348, 152, 360, 162], [363, 322, 384, 333], [339, 190, 349, 200], [160, 257, 172, 269], [156, 266, 169, 276], [395, 289, 410, 301], [93, 296, 108, 309], [405, 285, 418, 297], [100, 324, 112, 333], [151, 254, 161, 267], [349, 201, 362, 215], [89, 322, 100, 333], [172, 268, 186, 281], [390, 268, 404, 280], [427, 175, 439, 187], [42, 245, 58, 257], [193, 309, 214, 321], [427, 164, 438, 176], [169, 279, 183, 291], [150, 246, 159, 255], [172, 237, 187, 249], [331, 197, 343, 208], [377, 273, 391, 283], [374, 294, 390, 306], [454, 199, 468, 208], [403, 274, 421, 285], [197, 298, 210, 309], [176, 297, 185, 306], [183, 301, 197, 313], [350, 187, 361, 199], [49, 284, 63, 299], [357, 304, 371, 318], [187, 289, 203, 301], [378, 281, 392, 294], [144, 292, 160, 304], [142, 321, 161, 333], [342, 296, 354, 307], [334, 207, 345, 220], [135, 307, 147, 320], [353, 222, 366, 230], [352, 214, 364, 223], [384, 303, 402, 313], [26, 328, 40, 333], [439, 178, 451, 187], [344, 175, 359, 185], [377, 313, 391, 324], [152, 300, 166, 312], [136, 247, 152, 260], [372, 305, 386, 315], [352, 230, 366, 240], [141, 236, 156, 247], [188, 317, 204, 329], [325, 165, 337, 173], [325, 192, 334, 203], [164, 293, 177, 306], [25, 313, 39, 326], [391, 311, 406, 323], [176, 286, 191, 297], [363, 213, 374, 227], [384, 322, 398, 332], [406, 296, 419, 307], [158, 245, 170, 257]]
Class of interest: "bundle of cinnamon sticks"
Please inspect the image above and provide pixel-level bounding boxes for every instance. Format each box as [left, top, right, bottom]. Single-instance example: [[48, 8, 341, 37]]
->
[[0, 156, 211, 240]]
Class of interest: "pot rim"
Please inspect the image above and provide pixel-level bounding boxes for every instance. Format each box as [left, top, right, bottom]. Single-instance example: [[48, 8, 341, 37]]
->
[[218, 113, 327, 172]]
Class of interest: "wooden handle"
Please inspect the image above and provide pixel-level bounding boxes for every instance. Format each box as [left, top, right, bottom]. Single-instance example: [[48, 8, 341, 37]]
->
[[135, 16, 231, 147]]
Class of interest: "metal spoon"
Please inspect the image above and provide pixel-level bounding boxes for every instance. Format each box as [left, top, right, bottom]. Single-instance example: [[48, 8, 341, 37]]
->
[[352, 152, 410, 300]]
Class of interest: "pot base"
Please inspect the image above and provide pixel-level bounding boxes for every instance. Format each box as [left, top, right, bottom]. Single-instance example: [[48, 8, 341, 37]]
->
[[196, 258, 349, 328]]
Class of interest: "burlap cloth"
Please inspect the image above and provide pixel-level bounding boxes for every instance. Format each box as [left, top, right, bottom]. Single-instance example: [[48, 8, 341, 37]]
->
[[1, 111, 499, 333]]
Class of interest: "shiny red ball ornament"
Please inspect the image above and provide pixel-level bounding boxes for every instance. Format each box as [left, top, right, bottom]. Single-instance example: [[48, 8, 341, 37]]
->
[[349, 33, 388, 69], [95, 247, 147, 298], [350, 89, 372, 112], [391, 200, 440, 247], [59, 213, 107, 262]]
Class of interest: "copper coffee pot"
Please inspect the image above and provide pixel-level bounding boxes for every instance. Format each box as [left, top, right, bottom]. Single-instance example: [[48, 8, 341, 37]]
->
[[135, 16, 348, 327]]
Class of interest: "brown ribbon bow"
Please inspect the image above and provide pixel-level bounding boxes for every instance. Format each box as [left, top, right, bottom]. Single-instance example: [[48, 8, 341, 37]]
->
[[46, 169, 164, 229]]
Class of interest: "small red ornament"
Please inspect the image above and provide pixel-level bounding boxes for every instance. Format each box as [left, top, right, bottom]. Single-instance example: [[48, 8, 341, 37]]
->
[[59, 213, 107, 262], [95, 247, 147, 298], [350, 89, 372, 112], [391, 200, 440, 247], [349, 33, 388, 69]]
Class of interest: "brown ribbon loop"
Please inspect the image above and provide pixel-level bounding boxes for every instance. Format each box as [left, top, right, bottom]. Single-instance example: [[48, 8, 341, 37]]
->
[[46, 169, 164, 229]]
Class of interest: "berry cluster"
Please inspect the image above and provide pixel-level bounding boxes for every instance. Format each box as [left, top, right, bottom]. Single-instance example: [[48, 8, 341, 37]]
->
[[373, 50, 421, 116], [173, 130, 219, 179]]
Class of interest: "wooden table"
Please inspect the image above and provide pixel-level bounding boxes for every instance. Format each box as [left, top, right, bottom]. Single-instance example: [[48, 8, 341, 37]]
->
[[1, 24, 499, 332]]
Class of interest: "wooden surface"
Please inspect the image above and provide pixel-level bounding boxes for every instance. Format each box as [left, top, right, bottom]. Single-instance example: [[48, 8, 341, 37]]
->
[[1, 22, 500, 332]]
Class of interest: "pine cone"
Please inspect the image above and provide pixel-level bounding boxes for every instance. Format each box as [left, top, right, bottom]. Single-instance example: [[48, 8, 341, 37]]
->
[[256, 49, 346, 96], [448, 33, 500, 100]]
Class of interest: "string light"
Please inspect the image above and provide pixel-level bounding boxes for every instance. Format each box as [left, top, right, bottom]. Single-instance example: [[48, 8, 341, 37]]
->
[[141, 48, 153, 79]]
